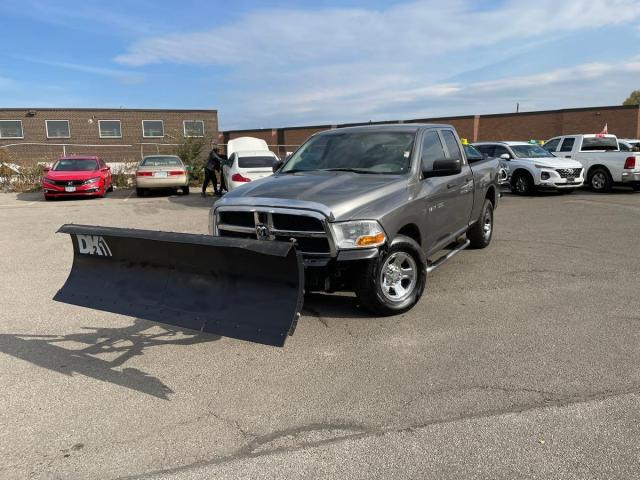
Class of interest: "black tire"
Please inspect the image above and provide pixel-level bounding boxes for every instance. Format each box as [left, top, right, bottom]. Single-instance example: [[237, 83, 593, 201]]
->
[[631, 182, 640, 192], [136, 187, 145, 197], [355, 235, 426, 316], [510, 171, 535, 195], [467, 198, 494, 249], [107, 183, 113, 193], [182, 186, 190, 195], [588, 167, 613, 192]]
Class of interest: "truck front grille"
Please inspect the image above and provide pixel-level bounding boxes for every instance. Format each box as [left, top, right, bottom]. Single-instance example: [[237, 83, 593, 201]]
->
[[556, 168, 582, 178], [216, 209, 332, 256]]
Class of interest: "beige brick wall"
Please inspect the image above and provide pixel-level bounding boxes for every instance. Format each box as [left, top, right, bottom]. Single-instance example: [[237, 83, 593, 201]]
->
[[0, 108, 218, 165]]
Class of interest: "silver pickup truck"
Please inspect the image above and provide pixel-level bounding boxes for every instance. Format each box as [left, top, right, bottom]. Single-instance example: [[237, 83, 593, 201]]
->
[[211, 124, 500, 315]]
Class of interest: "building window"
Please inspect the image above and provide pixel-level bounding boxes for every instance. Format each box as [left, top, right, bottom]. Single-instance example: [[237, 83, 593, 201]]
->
[[0, 120, 24, 139], [99, 120, 122, 138], [142, 120, 164, 138], [183, 120, 204, 137], [46, 120, 70, 139]]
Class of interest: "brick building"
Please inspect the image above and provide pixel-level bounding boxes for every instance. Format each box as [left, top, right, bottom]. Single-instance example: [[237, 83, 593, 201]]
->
[[0, 108, 218, 165], [222, 105, 640, 158]]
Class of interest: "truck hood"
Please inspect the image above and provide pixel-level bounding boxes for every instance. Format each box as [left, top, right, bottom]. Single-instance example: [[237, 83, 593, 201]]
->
[[218, 171, 410, 221], [516, 157, 583, 169]]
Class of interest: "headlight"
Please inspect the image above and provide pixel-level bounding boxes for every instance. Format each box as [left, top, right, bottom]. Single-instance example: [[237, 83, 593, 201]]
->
[[330, 220, 386, 249], [84, 177, 101, 184], [534, 164, 550, 169]]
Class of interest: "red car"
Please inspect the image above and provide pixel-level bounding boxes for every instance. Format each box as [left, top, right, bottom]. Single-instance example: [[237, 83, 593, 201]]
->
[[42, 156, 113, 200]]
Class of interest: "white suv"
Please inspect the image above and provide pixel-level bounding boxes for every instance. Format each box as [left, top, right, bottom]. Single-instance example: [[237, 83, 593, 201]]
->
[[473, 141, 584, 195]]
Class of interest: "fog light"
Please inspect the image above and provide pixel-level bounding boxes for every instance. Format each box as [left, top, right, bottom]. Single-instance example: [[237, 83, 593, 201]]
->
[[541, 171, 550, 180]]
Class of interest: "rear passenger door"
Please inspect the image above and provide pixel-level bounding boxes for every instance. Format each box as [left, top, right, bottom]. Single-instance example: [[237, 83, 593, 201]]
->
[[439, 130, 474, 234], [558, 137, 577, 158]]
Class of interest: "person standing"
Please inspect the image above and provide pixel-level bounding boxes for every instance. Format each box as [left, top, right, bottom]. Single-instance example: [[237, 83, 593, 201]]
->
[[202, 145, 222, 196]]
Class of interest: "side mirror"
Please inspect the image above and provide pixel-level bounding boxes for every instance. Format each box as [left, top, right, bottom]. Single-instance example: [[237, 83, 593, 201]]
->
[[499, 153, 511, 160], [423, 158, 462, 178]]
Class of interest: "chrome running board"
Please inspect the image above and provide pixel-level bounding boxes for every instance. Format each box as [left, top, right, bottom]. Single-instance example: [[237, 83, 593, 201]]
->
[[426, 239, 470, 274]]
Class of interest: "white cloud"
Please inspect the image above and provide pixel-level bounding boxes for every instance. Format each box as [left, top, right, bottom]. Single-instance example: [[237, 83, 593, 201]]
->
[[113, 0, 640, 128], [18, 57, 144, 84], [116, 0, 640, 67]]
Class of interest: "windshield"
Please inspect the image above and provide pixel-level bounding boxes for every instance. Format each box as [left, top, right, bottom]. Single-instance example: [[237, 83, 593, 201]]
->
[[141, 156, 183, 167], [463, 144, 483, 161], [510, 145, 553, 158], [52, 158, 98, 171], [238, 155, 277, 169], [281, 131, 415, 174], [581, 137, 619, 151]]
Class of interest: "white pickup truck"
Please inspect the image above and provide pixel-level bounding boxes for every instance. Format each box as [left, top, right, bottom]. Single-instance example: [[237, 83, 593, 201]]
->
[[542, 134, 640, 192]]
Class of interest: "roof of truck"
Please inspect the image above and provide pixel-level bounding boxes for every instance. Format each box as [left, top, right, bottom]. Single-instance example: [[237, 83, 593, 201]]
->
[[322, 123, 453, 134]]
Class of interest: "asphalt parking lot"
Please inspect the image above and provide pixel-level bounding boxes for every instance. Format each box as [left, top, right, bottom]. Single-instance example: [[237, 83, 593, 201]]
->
[[1, 187, 639, 479]]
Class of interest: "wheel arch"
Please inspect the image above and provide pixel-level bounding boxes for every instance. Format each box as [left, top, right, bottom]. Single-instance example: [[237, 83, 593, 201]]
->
[[587, 164, 611, 179], [396, 223, 421, 247]]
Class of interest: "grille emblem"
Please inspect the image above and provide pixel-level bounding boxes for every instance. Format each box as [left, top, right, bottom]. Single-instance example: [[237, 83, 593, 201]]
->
[[256, 223, 270, 240]]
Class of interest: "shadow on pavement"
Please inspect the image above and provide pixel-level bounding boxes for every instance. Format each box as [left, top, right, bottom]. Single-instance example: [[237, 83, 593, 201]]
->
[[0, 318, 218, 400], [303, 293, 365, 320]]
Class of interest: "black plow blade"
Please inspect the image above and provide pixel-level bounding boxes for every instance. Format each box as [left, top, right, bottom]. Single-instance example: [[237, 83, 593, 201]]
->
[[54, 224, 304, 347]]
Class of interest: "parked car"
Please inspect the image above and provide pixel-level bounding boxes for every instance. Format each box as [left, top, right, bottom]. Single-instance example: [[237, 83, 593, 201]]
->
[[619, 139, 640, 152], [542, 134, 640, 192], [222, 137, 278, 191], [135, 155, 189, 196], [473, 141, 584, 194], [42, 156, 112, 200], [211, 124, 500, 315]]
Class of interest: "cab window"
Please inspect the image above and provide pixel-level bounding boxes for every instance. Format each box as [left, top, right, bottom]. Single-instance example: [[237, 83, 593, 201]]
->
[[474, 145, 495, 157], [420, 131, 446, 171], [559, 138, 575, 152], [493, 146, 511, 158], [440, 130, 462, 161], [542, 138, 560, 152]]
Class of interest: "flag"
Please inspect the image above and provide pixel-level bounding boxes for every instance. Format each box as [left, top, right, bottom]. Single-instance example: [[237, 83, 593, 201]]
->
[[596, 123, 608, 137]]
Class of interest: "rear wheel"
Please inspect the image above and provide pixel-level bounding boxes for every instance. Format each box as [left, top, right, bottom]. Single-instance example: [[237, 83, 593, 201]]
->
[[467, 199, 494, 249], [136, 187, 146, 197], [107, 183, 113, 192], [588, 167, 612, 192], [511, 171, 535, 195], [182, 186, 190, 195], [355, 235, 426, 316], [631, 182, 640, 192]]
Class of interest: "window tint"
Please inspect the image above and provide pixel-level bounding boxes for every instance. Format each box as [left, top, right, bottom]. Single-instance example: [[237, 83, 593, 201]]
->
[[559, 138, 575, 152], [420, 131, 446, 171], [52, 159, 98, 171], [282, 132, 414, 174], [542, 138, 560, 152], [464, 145, 484, 163], [184, 120, 204, 137], [46, 120, 70, 138], [0, 120, 23, 139], [238, 156, 277, 168], [440, 130, 462, 161], [99, 120, 122, 138], [493, 146, 511, 158], [580, 136, 619, 151], [140, 156, 183, 167], [142, 120, 164, 138], [474, 145, 495, 157]]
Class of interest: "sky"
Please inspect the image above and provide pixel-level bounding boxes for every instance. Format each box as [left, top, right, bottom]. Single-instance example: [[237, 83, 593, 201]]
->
[[1, 0, 639, 130]]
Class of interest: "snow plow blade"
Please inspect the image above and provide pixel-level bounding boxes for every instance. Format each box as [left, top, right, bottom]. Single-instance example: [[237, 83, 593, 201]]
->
[[53, 224, 304, 347]]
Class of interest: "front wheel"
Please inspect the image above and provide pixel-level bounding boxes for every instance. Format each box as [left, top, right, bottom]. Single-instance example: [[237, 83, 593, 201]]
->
[[510, 171, 535, 195], [467, 199, 494, 249], [355, 235, 426, 316]]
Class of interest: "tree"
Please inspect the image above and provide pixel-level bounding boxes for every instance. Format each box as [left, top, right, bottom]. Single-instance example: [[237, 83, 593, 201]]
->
[[623, 90, 640, 106], [167, 130, 214, 184]]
